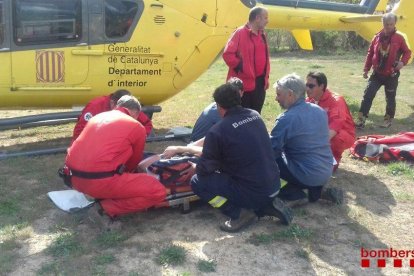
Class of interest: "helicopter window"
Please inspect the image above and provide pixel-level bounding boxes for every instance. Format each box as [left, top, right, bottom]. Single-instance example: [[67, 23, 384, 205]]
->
[[13, 0, 82, 45], [105, 0, 138, 38], [0, 1, 4, 44]]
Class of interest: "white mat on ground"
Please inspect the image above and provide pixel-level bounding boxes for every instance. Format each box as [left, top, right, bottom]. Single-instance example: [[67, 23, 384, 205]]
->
[[167, 127, 192, 135], [48, 190, 95, 213]]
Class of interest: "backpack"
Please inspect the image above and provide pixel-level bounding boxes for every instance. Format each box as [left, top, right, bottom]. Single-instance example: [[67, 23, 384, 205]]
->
[[139, 154, 199, 194], [350, 132, 414, 162]]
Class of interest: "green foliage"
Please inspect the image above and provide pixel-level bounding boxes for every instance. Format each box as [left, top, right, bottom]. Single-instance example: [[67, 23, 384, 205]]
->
[[343, 95, 360, 115], [0, 247, 18, 275], [0, 238, 20, 251], [392, 191, 414, 202], [156, 245, 186, 266], [91, 265, 107, 276], [309, 64, 325, 69], [248, 224, 313, 246], [266, 27, 368, 54], [47, 232, 82, 257], [197, 259, 217, 273], [0, 222, 29, 238], [273, 224, 313, 240], [37, 261, 62, 276], [266, 29, 298, 52], [0, 198, 20, 216], [293, 208, 309, 218], [387, 162, 414, 179], [94, 231, 127, 249], [94, 254, 116, 265], [247, 233, 274, 246], [312, 31, 342, 51], [295, 249, 310, 260]]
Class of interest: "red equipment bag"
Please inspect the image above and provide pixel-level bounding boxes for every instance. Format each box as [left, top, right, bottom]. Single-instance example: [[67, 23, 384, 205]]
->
[[350, 132, 414, 162], [138, 154, 200, 213], [146, 155, 199, 194]]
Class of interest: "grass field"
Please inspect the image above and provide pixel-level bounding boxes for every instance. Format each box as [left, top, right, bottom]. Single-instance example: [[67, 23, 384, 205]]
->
[[1, 52, 414, 275]]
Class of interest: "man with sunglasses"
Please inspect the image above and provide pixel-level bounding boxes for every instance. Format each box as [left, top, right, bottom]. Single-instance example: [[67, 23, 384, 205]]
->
[[270, 73, 343, 205], [305, 72, 355, 171]]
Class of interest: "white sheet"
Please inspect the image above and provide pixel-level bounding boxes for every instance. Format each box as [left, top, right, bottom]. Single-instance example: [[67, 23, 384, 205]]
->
[[48, 190, 95, 213]]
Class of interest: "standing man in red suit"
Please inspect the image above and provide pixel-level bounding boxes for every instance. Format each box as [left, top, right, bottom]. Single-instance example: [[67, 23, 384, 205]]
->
[[65, 95, 166, 226], [305, 71, 355, 171], [222, 6, 270, 114], [72, 89, 153, 144], [355, 13, 411, 129]]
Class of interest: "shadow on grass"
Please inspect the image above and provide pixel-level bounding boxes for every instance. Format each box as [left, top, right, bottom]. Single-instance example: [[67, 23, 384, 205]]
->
[[302, 169, 396, 275], [335, 169, 396, 215], [199, 168, 395, 275], [352, 104, 414, 137]]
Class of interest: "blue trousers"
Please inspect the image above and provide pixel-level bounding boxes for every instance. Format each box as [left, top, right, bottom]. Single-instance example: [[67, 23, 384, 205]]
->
[[191, 173, 274, 219], [276, 157, 323, 202]]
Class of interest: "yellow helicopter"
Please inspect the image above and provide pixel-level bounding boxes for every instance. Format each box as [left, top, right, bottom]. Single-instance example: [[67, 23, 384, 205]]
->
[[0, 0, 412, 109]]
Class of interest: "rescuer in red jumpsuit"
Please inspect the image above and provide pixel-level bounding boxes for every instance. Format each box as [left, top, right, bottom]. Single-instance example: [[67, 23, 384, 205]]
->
[[65, 95, 166, 219], [71, 89, 153, 144], [305, 72, 355, 171]]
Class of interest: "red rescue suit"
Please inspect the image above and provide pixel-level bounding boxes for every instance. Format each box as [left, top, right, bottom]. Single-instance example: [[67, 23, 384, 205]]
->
[[307, 89, 355, 164], [222, 24, 270, 92], [364, 29, 411, 76], [72, 95, 153, 143], [66, 107, 166, 217]]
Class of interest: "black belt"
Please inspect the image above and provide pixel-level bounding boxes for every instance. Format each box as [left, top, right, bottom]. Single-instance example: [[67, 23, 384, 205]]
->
[[70, 164, 126, 179]]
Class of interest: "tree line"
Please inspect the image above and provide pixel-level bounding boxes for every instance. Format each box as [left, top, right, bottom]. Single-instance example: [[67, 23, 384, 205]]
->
[[265, 0, 399, 53]]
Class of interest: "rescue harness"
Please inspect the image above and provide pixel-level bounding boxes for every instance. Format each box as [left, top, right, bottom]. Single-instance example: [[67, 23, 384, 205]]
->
[[58, 164, 126, 188]]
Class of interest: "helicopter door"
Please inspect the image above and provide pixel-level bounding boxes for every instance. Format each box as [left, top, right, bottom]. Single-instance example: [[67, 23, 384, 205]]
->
[[0, 0, 11, 90], [10, 0, 89, 89]]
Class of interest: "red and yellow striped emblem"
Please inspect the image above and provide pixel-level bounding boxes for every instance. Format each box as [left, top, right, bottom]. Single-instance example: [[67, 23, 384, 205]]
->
[[36, 51, 65, 83]]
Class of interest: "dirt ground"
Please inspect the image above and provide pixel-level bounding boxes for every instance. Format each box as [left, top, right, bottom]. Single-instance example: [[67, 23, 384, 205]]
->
[[1, 113, 414, 275]]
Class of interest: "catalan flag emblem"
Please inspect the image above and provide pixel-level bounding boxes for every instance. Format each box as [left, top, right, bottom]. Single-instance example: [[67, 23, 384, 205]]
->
[[36, 51, 65, 83]]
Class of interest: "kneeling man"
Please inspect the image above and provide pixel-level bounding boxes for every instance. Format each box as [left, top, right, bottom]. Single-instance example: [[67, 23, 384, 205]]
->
[[65, 95, 166, 227], [305, 71, 355, 171], [271, 73, 343, 205], [191, 83, 292, 233]]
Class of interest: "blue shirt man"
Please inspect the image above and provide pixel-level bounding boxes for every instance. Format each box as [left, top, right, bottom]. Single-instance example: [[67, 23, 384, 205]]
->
[[190, 77, 244, 142], [190, 103, 220, 142], [271, 73, 343, 204]]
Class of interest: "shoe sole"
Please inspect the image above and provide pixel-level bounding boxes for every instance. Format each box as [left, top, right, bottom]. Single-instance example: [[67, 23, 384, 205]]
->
[[378, 124, 391, 128], [272, 198, 293, 225], [219, 215, 257, 233], [322, 188, 344, 205]]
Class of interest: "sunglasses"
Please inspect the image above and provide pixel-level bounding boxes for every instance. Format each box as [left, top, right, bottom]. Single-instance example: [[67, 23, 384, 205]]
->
[[306, 83, 316, 89]]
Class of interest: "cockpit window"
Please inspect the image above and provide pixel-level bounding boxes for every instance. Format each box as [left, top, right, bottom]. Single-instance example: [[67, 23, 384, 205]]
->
[[13, 0, 82, 45], [105, 0, 138, 38]]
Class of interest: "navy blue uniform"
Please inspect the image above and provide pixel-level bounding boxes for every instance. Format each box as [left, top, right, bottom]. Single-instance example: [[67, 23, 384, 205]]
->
[[191, 106, 280, 219], [190, 102, 221, 142]]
